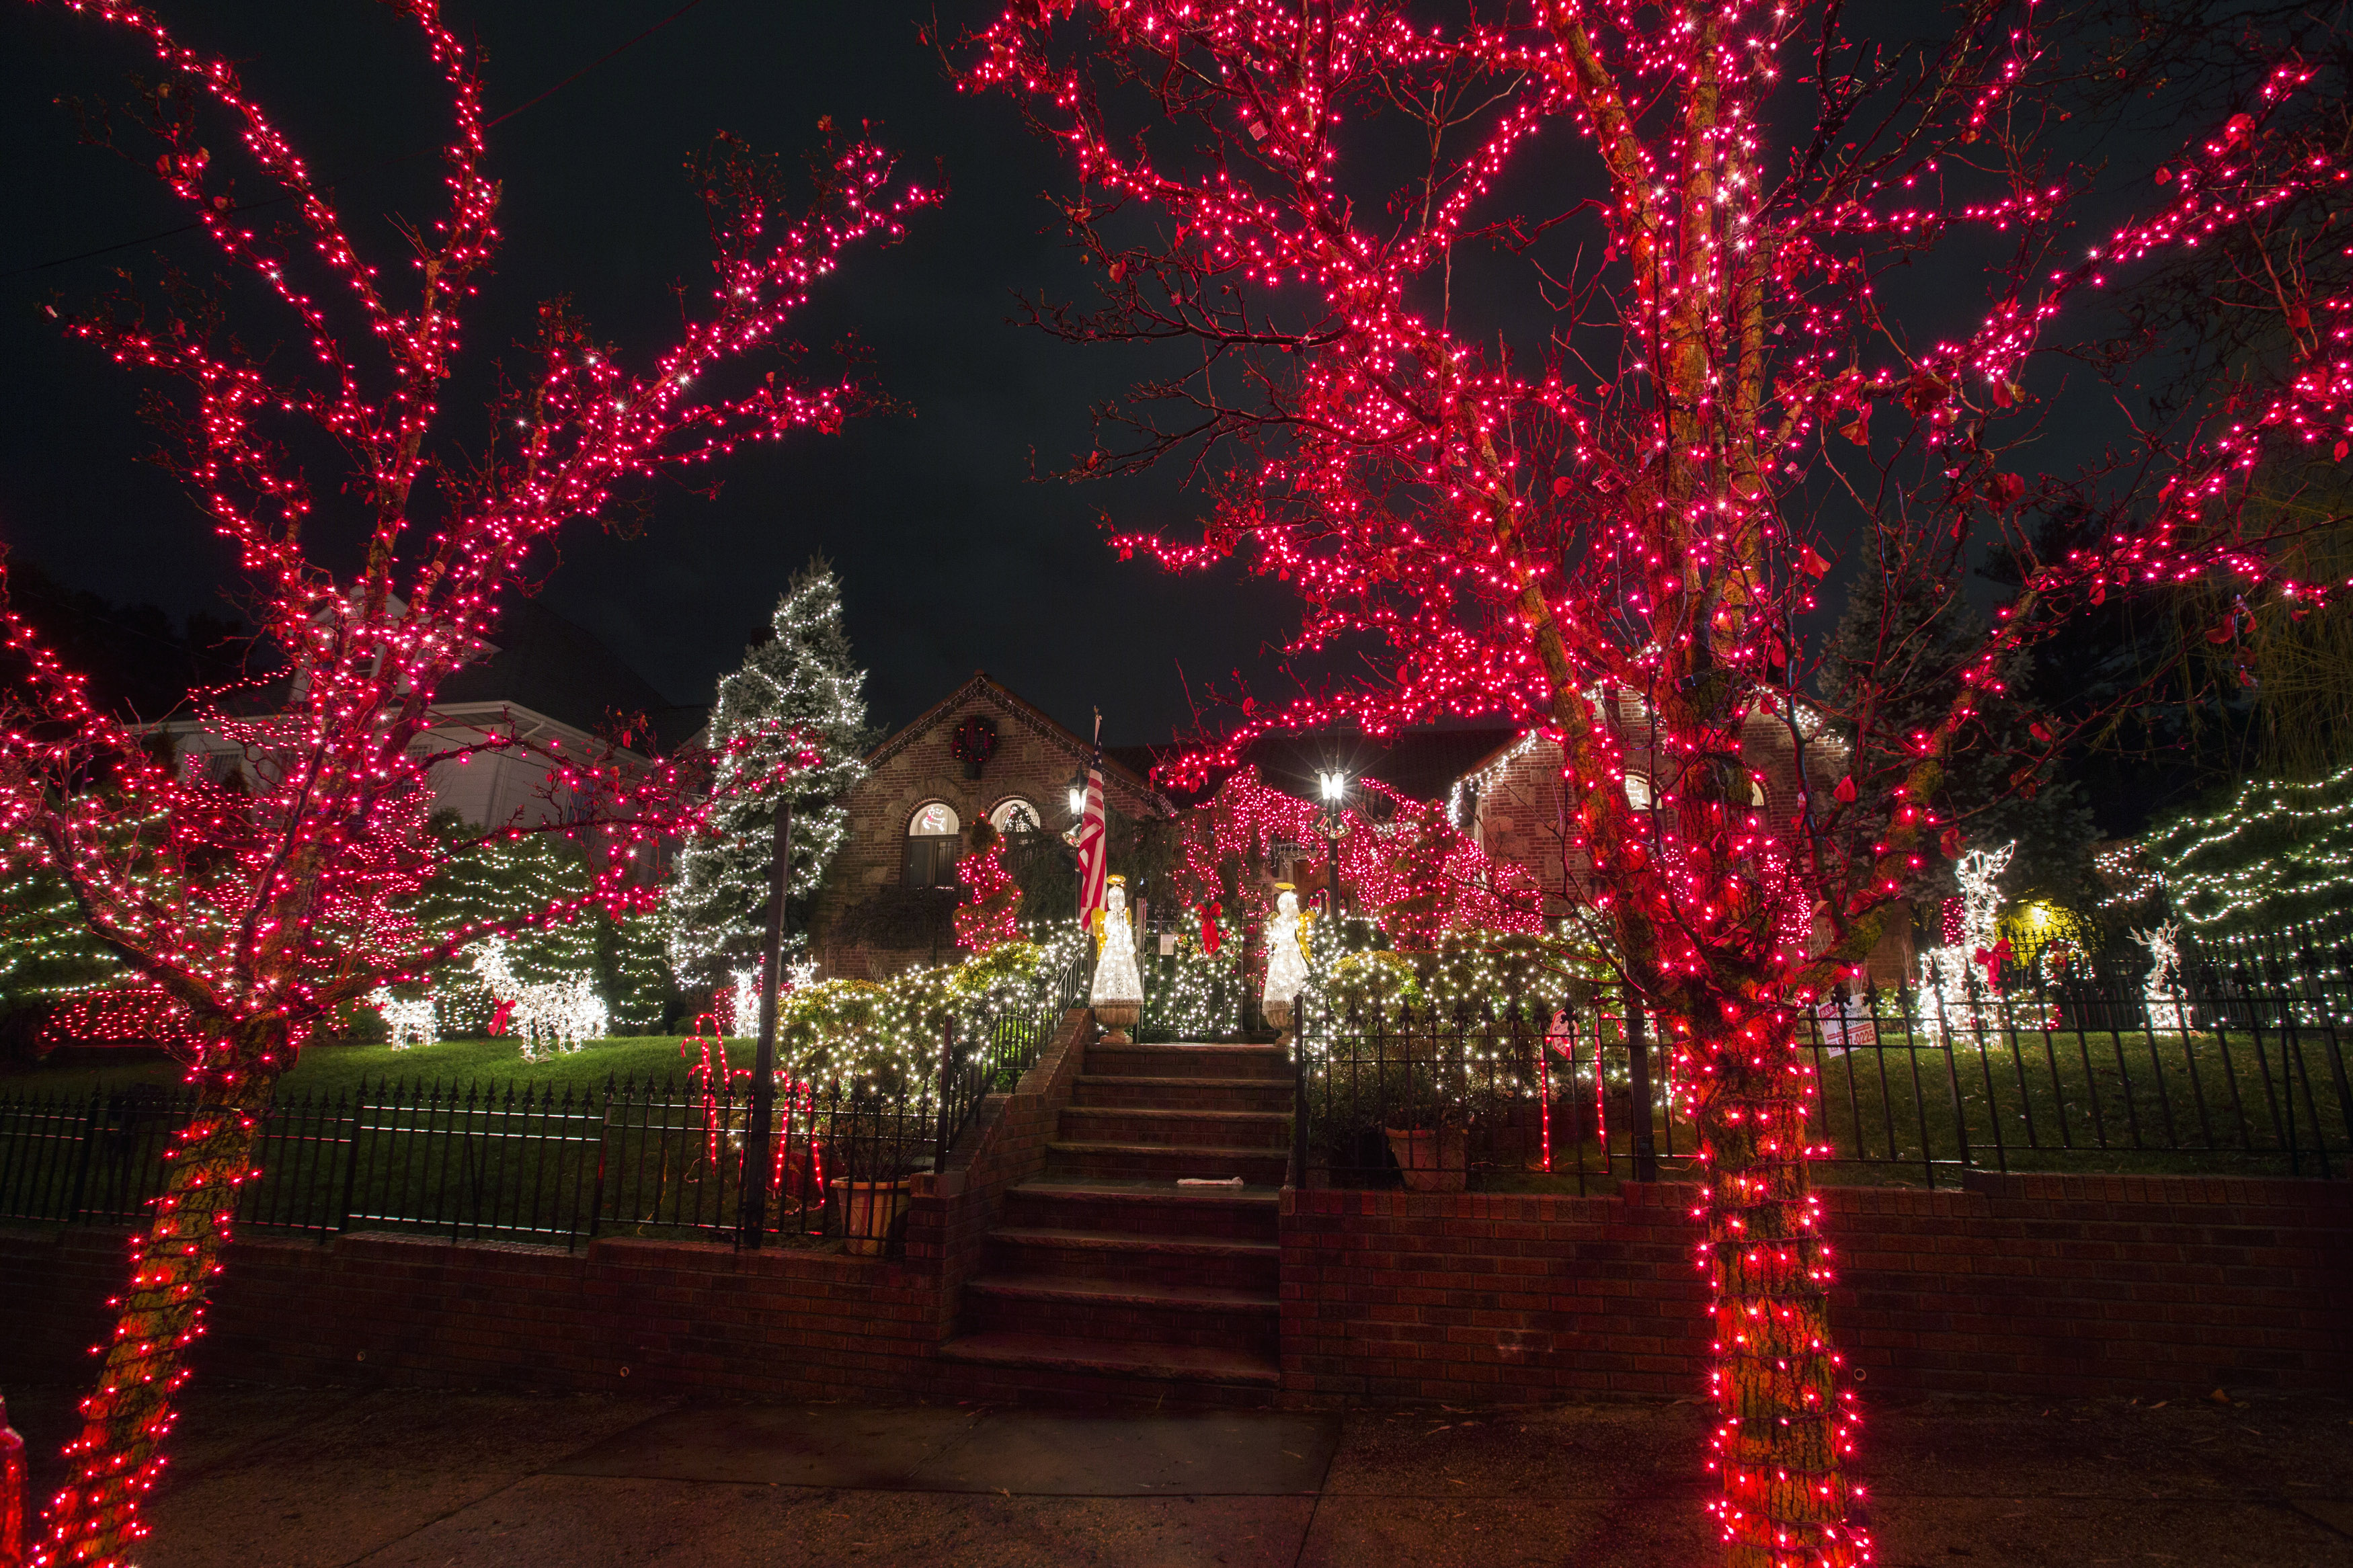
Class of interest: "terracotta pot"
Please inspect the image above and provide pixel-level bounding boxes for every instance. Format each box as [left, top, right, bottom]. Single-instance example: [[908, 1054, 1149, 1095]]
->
[[841, 1178, 911, 1256], [1094, 1001, 1141, 1044], [1384, 1125, 1468, 1192]]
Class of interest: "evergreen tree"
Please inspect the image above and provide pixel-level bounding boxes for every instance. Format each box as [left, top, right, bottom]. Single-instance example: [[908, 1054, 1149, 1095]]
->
[[0, 864, 126, 1033], [409, 815, 600, 1034], [600, 905, 678, 1032], [955, 820, 1023, 950], [667, 559, 871, 988]]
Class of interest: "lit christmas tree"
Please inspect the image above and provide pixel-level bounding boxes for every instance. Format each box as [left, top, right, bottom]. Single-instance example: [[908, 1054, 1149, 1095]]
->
[[667, 559, 871, 989], [0, 862, 128, 1036], [407, 817, 599, 1037], [600, 905, 677, 1033], [955, 819, 1023, 950]]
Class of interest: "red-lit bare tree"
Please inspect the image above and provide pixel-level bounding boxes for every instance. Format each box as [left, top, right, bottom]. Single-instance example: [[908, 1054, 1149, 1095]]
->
[[0, 4, 932, 1561], [969, 4, 2352, 1561]]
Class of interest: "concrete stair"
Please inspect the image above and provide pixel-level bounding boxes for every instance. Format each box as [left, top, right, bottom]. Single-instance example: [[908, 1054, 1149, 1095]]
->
[[940, 1038, 1291, 1405]]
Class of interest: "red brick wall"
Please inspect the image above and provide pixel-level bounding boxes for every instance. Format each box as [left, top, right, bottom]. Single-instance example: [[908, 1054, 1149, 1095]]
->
[[1279, 1174, 2353, 1407], [907, 1006, 1092, 1329], [1, 1011, 1099, 1399], [10, 1165, 2342, 1407], [0, 1225, 945, 1400]]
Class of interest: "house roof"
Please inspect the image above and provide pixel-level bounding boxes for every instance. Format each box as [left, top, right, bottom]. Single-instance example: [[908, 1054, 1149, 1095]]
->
[[434, 598, 704, 753], [867, 672, 1157, 796], [1117, 725, 1522, 811]]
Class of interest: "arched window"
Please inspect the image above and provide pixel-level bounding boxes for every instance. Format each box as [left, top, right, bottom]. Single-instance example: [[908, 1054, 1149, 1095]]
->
[[903, 800, 963, 889], [1624, 774, 1654, 811], [988, 796, 1043, 837]]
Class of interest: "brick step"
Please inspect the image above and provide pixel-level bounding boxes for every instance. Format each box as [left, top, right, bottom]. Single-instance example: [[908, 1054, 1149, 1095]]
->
[[1045, 1141, 1289, 1185], [937, 1329, 1281, 1391], [963, 1276, 1279, 1354], [1084, 1043, 1293, 1081], [985, 1225, 1280, 1293], [1071, 1075, 1295, 1112], [1055, 1105, 1293, 1151], [999, 1178, 1281, 1242]]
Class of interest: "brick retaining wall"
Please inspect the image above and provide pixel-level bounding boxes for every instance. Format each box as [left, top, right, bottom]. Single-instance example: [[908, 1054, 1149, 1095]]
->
[[1279, 1174, 2353, 1406], [8, 1165, 2344, 1407]]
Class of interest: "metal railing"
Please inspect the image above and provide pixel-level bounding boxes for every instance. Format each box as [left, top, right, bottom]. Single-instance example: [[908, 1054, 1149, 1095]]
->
[[1, 954, 1090, 1255], [1298, 936, 2353, 1190], [932, 948, 1090, 1167], [0, 1075, 935, 1251]]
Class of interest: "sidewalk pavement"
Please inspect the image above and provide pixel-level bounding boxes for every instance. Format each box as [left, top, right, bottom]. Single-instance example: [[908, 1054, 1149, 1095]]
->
[[5, 1382, 2348, 1567]]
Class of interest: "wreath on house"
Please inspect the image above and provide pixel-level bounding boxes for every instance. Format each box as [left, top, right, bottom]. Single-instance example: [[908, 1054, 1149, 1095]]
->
[[951, 715, 998, 776]]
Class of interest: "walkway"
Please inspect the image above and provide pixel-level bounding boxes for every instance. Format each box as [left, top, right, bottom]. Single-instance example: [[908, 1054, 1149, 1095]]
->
[[6, 1384, 2348, 1565]]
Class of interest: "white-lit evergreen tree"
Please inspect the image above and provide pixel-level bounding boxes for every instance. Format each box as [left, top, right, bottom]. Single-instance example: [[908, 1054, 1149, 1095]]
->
[[667, 559, 870, 989], [600, 905, 677, 1032], [409, 815, 600, 1035]]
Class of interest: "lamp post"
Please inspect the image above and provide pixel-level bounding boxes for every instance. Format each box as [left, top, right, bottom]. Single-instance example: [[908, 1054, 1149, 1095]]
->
[[1316, 770, 1349, 921], [738, 796, 791, 1248]]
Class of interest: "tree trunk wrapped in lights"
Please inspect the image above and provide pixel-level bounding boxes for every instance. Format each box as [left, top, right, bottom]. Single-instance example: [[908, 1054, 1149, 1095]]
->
[[967, 3, 2353, 1559], [1, 5, 930, 1562], [44, 1027, 278, 1561]]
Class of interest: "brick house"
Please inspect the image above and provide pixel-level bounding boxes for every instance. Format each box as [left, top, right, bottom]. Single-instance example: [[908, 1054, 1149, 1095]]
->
[[1449, 694, 1913, 983], [811, 673, 1162, 977]]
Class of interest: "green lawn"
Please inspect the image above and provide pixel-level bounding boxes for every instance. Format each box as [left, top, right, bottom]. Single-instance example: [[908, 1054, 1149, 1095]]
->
[[1, 1034, 746, 1103], [1800, 1027, 2350, 1181], [0, 1033, 885, 1247], [1310, 1025, 2353, 1191]]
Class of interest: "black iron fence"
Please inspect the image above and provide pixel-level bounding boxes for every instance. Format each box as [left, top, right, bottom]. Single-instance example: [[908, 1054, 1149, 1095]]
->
[[1, 953, 1090, 1253], [0, 1075, 931, 1251], [1300, 937, 2353, 1190]]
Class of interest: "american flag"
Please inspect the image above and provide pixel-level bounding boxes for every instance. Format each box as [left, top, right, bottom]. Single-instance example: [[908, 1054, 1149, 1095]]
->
[[1074, 712, 1107, 927]]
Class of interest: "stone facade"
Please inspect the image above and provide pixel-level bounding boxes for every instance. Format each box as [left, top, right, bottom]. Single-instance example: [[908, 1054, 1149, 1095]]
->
[[811, 673, 1160, 977]]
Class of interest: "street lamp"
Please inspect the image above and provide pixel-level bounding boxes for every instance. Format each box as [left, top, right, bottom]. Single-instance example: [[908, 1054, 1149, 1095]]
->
[[1316, 770, 1349, 919], [1066, 767, 1089, 821]]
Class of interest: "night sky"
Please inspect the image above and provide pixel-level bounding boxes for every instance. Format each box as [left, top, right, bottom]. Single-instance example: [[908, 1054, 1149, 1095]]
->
[[0, 0, 1302, 744], [1, 3, 2205, 757]]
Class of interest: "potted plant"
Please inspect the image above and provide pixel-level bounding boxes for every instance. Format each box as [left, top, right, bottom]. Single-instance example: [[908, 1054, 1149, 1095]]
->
[[832, 1128, 917, 1256], [1380, 1050, 1470, 1193]]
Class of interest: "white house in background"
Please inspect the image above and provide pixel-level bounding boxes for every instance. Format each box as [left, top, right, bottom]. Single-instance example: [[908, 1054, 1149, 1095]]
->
[[158, 597, 705, 835]]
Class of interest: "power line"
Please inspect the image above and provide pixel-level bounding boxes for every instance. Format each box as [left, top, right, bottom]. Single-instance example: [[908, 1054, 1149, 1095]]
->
[[1, 0, 713, 284]]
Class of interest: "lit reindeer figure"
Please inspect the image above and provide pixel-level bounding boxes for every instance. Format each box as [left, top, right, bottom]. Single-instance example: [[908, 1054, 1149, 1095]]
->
[[368, 989, 438, 1050], [2131, 921, 2188, 1034], [471, 936, 607, 1062], [1917, 842, 2016, 1038]]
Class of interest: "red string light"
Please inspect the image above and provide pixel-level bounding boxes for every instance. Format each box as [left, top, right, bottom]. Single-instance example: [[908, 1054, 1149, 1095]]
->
[[3, 7, 931, 1561], [969, 3, 2352, 1559]]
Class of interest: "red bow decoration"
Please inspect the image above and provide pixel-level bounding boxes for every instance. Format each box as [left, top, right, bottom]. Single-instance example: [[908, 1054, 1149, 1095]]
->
[[1199, 901, 1223, 954]]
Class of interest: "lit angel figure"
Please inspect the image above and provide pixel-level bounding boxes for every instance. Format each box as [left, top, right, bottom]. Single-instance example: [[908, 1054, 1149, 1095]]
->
[[1090, 876, 1144, 1041], [2132, 921, 2188, 1033], [1917, 842, 2014, 1038], [1260, 884, 1316, 1044]]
